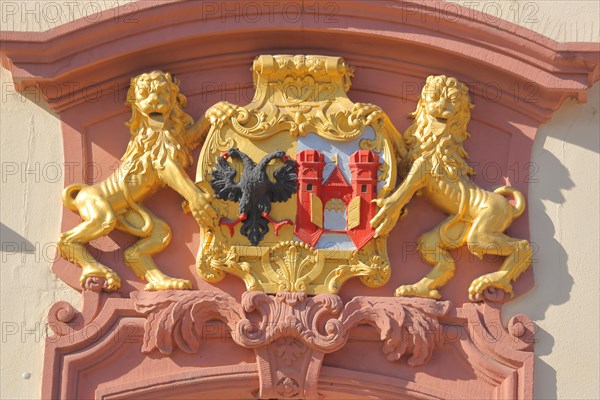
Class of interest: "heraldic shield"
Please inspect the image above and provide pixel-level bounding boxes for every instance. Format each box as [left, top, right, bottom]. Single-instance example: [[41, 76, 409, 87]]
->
[[195, 55, 405, 294]]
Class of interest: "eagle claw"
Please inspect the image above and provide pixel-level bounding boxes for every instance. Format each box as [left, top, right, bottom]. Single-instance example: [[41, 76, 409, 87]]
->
[[219, 213, 247, 237], [261, 212, 293, 236]]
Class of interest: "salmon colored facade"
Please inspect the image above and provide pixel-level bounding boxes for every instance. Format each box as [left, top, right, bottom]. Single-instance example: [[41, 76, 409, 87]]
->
[[1, 1, 599, 399]]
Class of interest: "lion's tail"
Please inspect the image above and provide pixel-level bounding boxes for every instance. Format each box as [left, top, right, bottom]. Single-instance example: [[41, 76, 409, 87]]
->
[[494, 186, 526, 219], [120, 184, 154, 237], [62, 184, 85, 211]]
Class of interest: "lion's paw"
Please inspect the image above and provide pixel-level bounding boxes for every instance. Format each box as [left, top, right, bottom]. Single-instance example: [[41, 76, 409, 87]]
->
[[468, 272, 513, 302], [80, 268, 121, 292], [371, 202, 404, 238], [395, 284, 441, 299], [145, 277, 192, 291]]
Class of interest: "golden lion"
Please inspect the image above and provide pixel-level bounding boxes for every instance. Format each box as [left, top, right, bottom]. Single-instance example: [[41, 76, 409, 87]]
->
[[58, 71, 217, 291], [371, 75, 532, 301]]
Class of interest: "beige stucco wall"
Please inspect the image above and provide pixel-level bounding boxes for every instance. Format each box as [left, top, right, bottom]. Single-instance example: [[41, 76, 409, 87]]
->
[[0, 67, 81, 398], [450, 0, 599, 42], [504, 82, 600, 399], [0, 1, 598, 399]]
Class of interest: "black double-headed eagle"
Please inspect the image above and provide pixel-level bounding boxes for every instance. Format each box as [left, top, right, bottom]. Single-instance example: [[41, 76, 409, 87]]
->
[[211, 148, 298, 245]]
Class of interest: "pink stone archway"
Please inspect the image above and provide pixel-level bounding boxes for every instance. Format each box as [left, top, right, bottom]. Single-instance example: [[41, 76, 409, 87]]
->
[[1, 1, 598, 398]]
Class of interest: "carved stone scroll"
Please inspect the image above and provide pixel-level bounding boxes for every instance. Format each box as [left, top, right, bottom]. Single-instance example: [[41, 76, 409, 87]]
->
[[132, 291, 450, 398]]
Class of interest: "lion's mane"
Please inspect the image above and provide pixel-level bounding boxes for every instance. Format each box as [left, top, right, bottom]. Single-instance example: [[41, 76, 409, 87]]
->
[[120, 74, 194, 179], [405, 75, 475, 179]]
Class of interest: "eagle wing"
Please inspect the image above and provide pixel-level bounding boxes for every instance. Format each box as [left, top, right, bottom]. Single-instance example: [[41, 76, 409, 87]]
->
[[211, 156, 242, 202], [269, 159, 298, 202]]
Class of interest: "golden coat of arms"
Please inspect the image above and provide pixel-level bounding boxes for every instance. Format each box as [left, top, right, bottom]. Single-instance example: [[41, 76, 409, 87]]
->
[[195, 55, 405, 294], [57, 54, 531, 301]]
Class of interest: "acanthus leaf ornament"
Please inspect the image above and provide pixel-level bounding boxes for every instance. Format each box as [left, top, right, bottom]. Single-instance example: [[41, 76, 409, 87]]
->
[[132, 290, 450, 367], [132, 290, 451, 398]]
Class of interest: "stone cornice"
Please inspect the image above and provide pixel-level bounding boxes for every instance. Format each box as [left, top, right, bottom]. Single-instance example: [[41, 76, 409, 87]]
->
[[1, 0, 598, 121]]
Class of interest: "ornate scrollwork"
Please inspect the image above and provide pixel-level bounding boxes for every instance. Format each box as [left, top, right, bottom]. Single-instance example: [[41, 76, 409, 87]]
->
[[195, 55, 403, 295], [203, 99, 388, 145], [132, 291, 244, 354], [326, 238, 391, 292], [236, 292, 345, 350], [133, 290, 450, 367], [198, 238, 393, 295], [197, 241, 258, 290]]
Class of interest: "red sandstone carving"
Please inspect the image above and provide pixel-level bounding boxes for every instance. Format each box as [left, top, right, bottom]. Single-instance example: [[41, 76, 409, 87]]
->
[[132, 291, 244, 355], [132, 291, 449, 365], [47, 277, 116, 336], [132, 291, 451, 398], [339, 296, 450, 366], [41, 286, 534, 399]]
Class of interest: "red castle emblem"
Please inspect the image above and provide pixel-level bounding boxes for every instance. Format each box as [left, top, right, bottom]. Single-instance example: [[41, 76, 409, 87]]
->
[[294, 149, 380, 249]]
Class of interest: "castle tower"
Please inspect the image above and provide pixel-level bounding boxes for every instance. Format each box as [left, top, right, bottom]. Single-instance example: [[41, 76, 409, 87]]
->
[[347, 150, 380, 248], [295, 150, 326, 246], [349, 150, 379, 200]]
